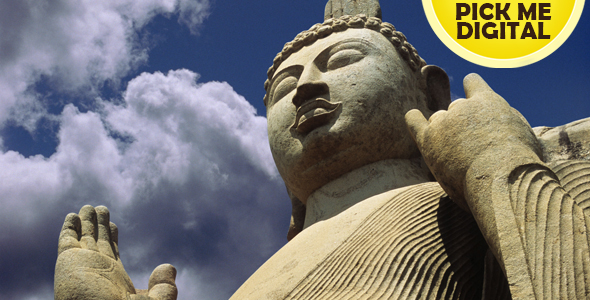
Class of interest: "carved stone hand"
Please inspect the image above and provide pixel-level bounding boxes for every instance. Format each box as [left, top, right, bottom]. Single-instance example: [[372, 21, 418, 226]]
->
[[55, 205, 178, 300], [405, 73, 543, 210]]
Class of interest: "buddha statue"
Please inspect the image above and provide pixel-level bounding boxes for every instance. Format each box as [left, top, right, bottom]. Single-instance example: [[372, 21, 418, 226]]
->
[[54, 1, 590, 299]]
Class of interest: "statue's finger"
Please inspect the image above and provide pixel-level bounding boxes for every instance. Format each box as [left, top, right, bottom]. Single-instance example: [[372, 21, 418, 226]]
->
[[79, 205, 99, 251], [463, 73, 494, 99], [447, 98, 465, 111], [95, 206, 116, 259], [405, 109, 429, 147], [58, 213, 81, 255], [110, 222, 119, 259], [428, 109, 448, 124], [148, 264, 178, 300]]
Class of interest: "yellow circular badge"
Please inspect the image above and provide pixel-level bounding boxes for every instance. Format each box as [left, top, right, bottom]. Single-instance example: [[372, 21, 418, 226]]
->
[[422, 0, 585, 67]]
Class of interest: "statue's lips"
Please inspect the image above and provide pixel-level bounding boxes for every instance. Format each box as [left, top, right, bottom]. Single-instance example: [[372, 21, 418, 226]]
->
[[292, 98, 341, 134]]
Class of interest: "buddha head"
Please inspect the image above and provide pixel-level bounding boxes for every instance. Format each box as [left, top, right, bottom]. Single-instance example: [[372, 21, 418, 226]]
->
[[264, 14, 451, 239]]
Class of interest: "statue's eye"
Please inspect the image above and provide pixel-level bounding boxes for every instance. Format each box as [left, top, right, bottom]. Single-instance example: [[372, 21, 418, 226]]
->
[[272, 76, 298, 104], [326, 49, 365, 70]]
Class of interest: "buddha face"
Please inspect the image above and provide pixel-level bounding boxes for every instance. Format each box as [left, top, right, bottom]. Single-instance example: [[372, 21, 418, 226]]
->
[[266, 28, 440, 203]]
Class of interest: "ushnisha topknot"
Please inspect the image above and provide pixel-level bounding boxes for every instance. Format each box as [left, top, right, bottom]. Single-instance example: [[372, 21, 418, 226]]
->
[[264, 14, 427, 106]]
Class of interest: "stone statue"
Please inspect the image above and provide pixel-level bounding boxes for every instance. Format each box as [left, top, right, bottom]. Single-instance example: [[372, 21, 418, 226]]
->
[[54, 1, 590, 299]]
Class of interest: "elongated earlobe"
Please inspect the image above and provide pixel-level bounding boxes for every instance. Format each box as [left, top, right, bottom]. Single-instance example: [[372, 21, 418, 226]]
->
[[421, 65, 451, 112]]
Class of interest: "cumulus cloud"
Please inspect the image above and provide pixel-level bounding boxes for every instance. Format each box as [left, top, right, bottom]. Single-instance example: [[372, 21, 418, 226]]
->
[[0, 0, 210, 131], [0, 69, 289, 299]]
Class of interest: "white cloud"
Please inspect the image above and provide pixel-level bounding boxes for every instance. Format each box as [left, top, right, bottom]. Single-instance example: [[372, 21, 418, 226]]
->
[[177, 0, 211, 34], [0, 0, 210, 130], [0, 69, 289, 299], [108, 69, 277, 180]]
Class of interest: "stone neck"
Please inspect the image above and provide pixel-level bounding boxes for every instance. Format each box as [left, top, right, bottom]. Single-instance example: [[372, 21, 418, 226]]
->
[[303, 158, 432, 229]]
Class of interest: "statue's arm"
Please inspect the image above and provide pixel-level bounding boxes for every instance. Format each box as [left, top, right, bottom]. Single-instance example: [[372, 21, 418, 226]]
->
[[405, 74, 590, 299], [495, 122, 590, 298], [466, 155, 590, 299], [466, 117, 590, 299]]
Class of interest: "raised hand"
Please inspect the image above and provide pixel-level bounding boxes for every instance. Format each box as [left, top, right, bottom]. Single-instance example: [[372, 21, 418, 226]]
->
[[55, 205, 177, 300], [404, 73, 543, 210]]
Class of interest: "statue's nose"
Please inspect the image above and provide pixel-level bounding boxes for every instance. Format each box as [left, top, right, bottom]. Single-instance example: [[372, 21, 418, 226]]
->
[[292, 65, 328, 108], [292, 81, 329, 108]]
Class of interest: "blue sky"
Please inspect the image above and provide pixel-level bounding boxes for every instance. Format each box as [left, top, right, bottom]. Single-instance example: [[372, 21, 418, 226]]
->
[[0, 1, 588, 299]]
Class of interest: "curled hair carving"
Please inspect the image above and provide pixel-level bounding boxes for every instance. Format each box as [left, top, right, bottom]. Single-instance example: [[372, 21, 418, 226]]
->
[[263, 14, 427, 106]]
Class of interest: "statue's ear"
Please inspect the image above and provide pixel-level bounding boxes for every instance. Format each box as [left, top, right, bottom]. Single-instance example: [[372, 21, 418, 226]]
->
[[421, 65, 451, 111]]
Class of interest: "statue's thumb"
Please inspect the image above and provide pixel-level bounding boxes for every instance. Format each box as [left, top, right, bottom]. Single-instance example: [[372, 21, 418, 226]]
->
[[405, 109, 428, 147], [463, 73, 494, 99], [148, 264, 178, 300]]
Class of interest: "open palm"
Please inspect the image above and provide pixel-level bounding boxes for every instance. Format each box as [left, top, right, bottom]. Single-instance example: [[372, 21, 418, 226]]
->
[[55, 205, 177, 300]]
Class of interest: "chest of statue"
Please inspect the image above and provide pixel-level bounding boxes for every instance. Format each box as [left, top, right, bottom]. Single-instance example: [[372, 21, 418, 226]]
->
[[231, 182, 491, 300]]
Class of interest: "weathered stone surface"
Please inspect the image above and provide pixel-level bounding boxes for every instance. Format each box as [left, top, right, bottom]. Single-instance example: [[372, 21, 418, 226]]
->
[[534, 117, 590, 162], [231, 161, 493, 299], [324, 0, 382, 20]]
